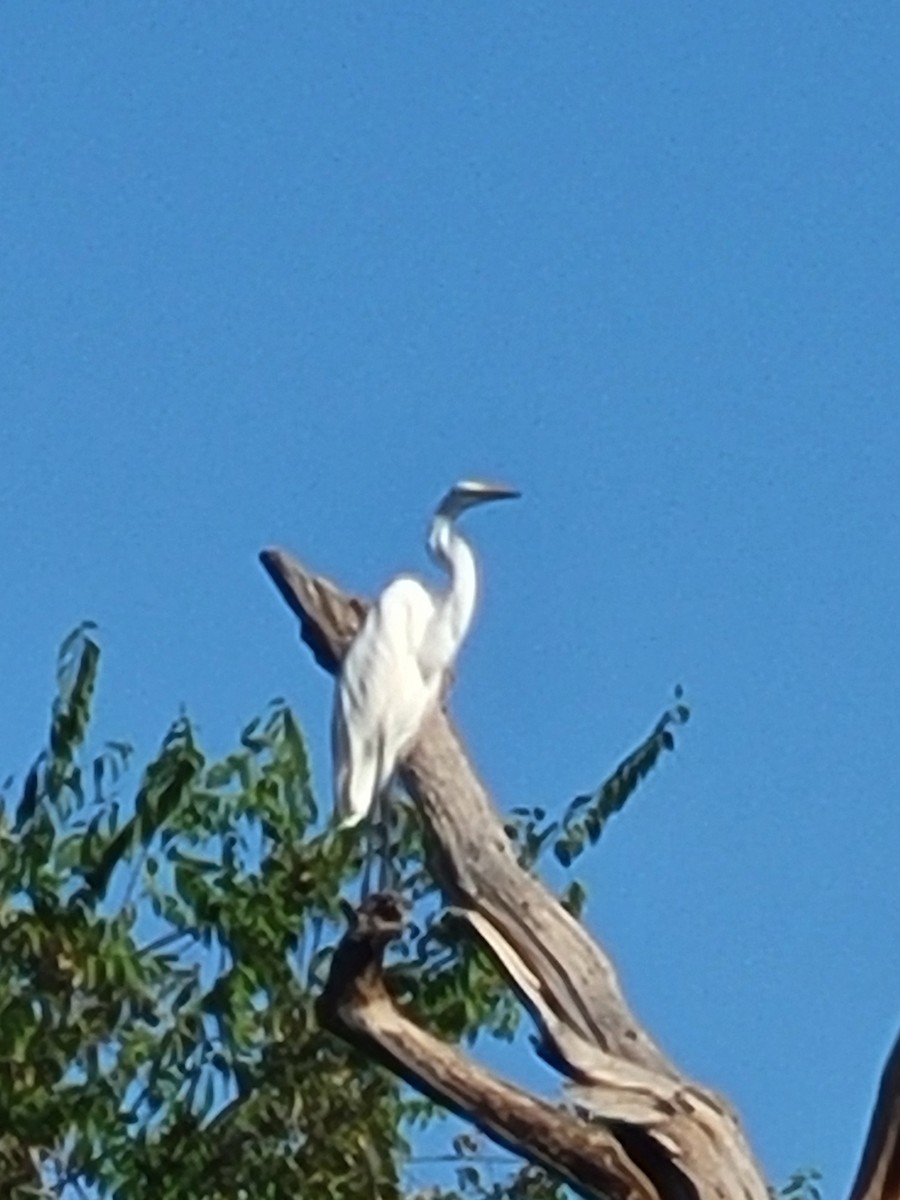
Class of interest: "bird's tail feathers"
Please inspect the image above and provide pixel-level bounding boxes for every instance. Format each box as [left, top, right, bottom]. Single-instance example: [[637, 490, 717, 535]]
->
[[334, 737, 381, 828], [338, 809, 367, 829]]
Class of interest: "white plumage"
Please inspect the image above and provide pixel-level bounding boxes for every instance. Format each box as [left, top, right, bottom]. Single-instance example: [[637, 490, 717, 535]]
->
[[331, 480, 519, 854], [332, 576, 438, 827]]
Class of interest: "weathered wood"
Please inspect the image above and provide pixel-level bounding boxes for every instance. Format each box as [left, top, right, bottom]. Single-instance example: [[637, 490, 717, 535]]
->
[[317, 894, 663, 1200], [260, 548, 366, 672], [849, 1027, 900, 1200], [267, 546, 900, 1200], [261, 546, 670, 1074]]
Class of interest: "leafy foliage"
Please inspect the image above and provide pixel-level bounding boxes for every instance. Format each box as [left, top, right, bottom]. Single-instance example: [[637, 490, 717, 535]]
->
[[0, 628, 687, 1199], [504, 687, 690, 919], [552, 685, 689, 868]]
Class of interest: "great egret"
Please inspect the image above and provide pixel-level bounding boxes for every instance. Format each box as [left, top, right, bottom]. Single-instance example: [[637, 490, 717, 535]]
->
[[332, 479, 520, 887]]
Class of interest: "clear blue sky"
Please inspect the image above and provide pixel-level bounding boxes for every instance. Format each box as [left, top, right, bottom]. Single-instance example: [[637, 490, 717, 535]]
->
[[2, 4, 899, 1193]]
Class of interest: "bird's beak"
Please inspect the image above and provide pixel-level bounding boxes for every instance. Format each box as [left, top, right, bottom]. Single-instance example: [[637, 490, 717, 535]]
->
[[436, 480, 522, 519], [474, 483, 521, 504]]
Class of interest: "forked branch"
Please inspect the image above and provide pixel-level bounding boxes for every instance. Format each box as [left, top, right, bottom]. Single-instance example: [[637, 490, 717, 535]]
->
[[317, 894, 655, 1200]]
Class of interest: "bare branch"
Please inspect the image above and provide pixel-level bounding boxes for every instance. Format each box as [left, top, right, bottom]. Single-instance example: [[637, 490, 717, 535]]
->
[[317, 895, 666, 1200], [260, 547, 771, 1200], [261, 547, 669, 1072], [260, 547, 366, 672], [849, 1026, 900, 1200]]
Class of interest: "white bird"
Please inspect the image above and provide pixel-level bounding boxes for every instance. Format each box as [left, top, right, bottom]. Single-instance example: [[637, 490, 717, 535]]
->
[[332, 479, 519, 886]]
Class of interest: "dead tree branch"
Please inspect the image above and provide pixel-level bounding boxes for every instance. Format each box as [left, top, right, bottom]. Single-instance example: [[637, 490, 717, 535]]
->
[[849, 1027, 900, 1200], [261, 546, 897, 1200], [317, 894, 657, 1200]]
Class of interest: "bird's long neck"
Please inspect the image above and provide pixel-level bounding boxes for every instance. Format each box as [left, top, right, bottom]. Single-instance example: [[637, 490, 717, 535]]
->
[[424, 514, 478, 672]]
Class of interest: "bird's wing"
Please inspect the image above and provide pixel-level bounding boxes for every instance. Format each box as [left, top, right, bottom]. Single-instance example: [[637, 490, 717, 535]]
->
[[332, 577, 435, 825]]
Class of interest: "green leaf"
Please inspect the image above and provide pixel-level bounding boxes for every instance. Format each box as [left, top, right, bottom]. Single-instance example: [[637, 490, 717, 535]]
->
[[13, 765, 40, 833]]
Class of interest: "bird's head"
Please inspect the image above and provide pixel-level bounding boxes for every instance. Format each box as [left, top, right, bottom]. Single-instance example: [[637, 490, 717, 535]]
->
[[434, 479, 521, 521]]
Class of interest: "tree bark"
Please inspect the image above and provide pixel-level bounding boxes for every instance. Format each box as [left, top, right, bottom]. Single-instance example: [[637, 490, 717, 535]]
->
[[848, 1027, 900, 1200], [261, 546, 897, 1200]]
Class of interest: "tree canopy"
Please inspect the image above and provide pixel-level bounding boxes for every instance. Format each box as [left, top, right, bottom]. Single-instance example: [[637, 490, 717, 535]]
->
[[0, 623, 688, 1199]]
